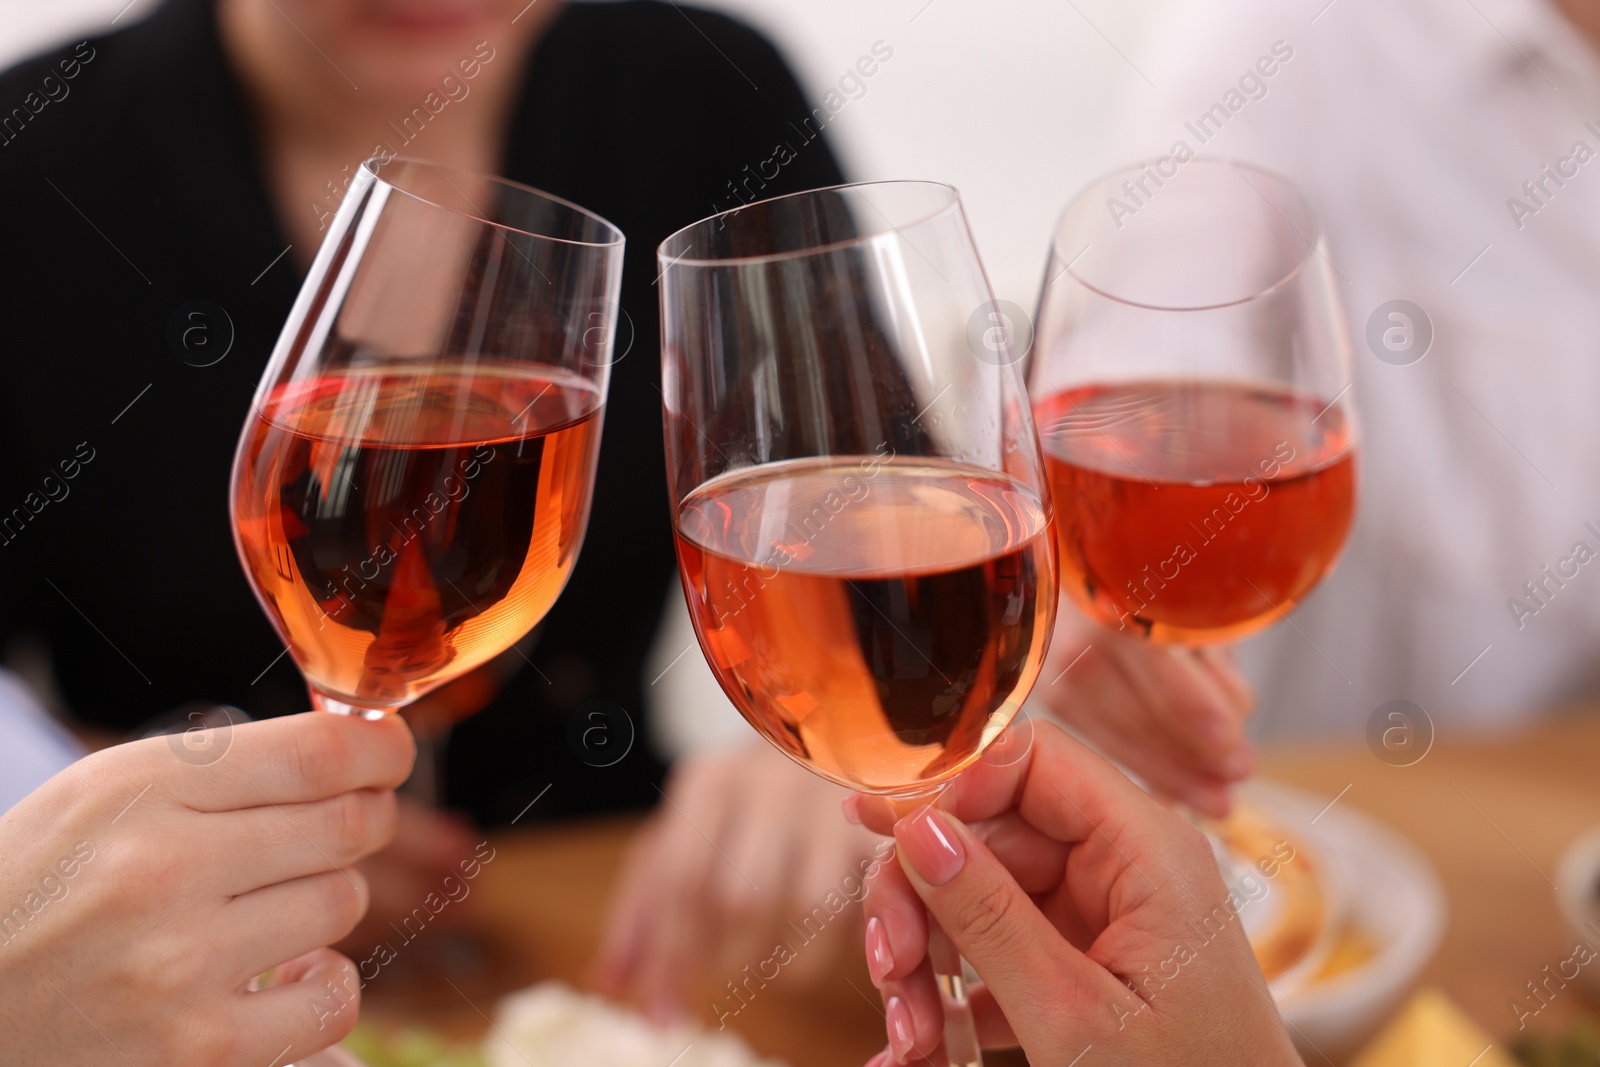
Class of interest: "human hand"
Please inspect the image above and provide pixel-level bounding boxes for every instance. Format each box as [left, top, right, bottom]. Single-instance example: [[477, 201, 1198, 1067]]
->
[[1032, 605, 1256, 816], [592, 738, 883, 1022], [0, 711, 414, 1067], [848, 721, 1301, 1066]]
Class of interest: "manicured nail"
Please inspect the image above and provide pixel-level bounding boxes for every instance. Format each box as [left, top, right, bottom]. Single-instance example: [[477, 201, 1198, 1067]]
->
[[865, 916, 894, 983], [886, 995, 915, 1063], [1198, 712, 1239, 752], [1221, 746, 1255, 779], [895, 806, 965, 887], [645, 991, 681, 1027], [842, 794, 864, 825], [865, 1049, 893, 1067]]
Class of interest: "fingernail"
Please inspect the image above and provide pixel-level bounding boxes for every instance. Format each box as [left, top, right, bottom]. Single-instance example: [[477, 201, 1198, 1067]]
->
[[1197, 709, 1241, 749], [1221, 746, 1255, 779], [865, 1049, 893, 1067], [645, 991, 681, 1027], [865, 916, 894, 983], [895, 806, 965, 887], [842, 794, 864, 825], [886, 995, 915, 1063]]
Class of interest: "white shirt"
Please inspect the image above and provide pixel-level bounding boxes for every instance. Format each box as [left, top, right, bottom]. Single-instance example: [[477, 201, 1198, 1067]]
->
[[649, 0, 1600, 755], [1119, 0, 1600, 738], [0, 669, 82, 812]]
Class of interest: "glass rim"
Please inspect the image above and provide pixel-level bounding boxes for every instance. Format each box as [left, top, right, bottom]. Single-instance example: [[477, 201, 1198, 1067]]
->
[[1051, 156, 1322, 313], [656, 179, 964, 268], [363, 156, 625, 248]]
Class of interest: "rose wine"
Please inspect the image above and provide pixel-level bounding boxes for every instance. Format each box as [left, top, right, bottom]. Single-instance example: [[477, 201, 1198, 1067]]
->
[[1035, 380, 1355, 644], [674, 457, 1056, 794], [233, 364, 601, 712]]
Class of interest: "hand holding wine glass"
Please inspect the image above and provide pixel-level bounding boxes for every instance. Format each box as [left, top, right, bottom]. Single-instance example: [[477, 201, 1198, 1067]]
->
[[0, 712, 413, 1067], [660, 181, 1058, 1067], [847, 720, 1304, 1067], [231, 158, 624, 723], [1027, 158, 1357, 806]]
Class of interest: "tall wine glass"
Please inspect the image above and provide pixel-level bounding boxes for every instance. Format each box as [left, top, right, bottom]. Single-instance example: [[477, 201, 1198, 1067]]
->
[[231, 158, 624, 722], [660, 181, 1057, 1067], [1029, 158, 1356, 649]]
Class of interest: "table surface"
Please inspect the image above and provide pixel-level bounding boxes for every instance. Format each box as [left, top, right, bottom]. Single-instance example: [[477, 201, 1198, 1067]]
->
[[362, 712, 1600, 1066]]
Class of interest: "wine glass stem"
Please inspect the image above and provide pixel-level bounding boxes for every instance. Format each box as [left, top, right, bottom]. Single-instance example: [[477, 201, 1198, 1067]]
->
[[887, 788, 984, 1067]]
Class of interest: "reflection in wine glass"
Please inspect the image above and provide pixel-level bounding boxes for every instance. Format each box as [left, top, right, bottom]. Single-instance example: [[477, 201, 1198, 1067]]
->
[[660, 181, 1058, 1067], [230, 158, 624, 722]]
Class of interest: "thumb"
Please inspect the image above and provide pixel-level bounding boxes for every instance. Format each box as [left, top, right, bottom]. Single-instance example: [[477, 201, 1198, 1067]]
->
[[893, 806, 1132, 1050]]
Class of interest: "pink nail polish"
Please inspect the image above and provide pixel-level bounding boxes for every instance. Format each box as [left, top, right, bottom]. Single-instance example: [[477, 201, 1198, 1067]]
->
[[895, 806, 965, 886], [842, 794, 864, 825], [886, 995, 915, 1063], [865, 916, 894, 983], [1222, 746, 1255, 779]]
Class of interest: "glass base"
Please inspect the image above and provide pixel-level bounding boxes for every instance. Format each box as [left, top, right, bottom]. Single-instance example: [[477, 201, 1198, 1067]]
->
[[310, 692, 393, 721]]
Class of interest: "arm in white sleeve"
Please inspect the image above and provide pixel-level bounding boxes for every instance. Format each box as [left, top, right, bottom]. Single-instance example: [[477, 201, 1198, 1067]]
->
[[0, 668, 84, 814]]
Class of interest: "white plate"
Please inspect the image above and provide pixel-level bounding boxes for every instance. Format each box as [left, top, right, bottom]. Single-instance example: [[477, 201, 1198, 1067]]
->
[[1554, 824, 1600, 997], [1241, 780, 1448, 1061]]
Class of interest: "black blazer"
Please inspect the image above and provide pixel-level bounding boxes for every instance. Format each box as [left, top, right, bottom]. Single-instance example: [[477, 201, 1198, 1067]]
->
[[0, 0, 844, 821]]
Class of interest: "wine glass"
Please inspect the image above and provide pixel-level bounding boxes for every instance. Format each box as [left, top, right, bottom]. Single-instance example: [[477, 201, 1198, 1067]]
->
[[1029, 158, 1355, 647], [659, 181, 1057, 1067], [231, 158, 624, 723]]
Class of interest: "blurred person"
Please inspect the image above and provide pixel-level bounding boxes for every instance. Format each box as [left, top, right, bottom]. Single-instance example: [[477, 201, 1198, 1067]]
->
[[0, 668, 83, 813], [848, 722, 1303, 1066], [606, 0, 1600, 1018], [1034, 0, 1600, 756], [0, 711, 415, 1067], [0, 0, 843, 983]]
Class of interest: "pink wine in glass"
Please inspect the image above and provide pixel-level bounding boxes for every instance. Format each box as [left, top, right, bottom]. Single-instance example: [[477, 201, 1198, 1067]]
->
[[1036, 380, 1355, 644], [233, 364, 601, 712], [674, 457, 1056, 794]]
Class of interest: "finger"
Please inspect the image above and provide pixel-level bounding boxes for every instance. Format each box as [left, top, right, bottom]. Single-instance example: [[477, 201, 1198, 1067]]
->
[[862, 849, 927, 983], [385, 796, 477, 867], [215, 789, 399, 895], [632, 770, 728, 1020], [1197, 643, 1255, 713], [234, 948, 364, 1062], [1078, 696, 1236, 816], [1105, 638, 1251, 775], [591, 827, 663, 996], [155, 712, 416, 811], [883, 975, 941, 1063], [710, 781, 797, 973], [871, 986, 1021, 1062], [1043, 634, 1239, 812], [965, 812, 1067, 896], [225, 868, 370, 986], [892, 805, 1127, 1051]]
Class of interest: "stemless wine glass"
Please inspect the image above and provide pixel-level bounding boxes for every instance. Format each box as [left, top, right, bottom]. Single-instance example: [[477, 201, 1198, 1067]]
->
[[1029, 158, 1356, 649], [231, 157, 624, 722], [660, 181, 1057, 1067]]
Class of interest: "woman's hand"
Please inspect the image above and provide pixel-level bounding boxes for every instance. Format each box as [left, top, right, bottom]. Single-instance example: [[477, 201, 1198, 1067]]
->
[[849, 721, 1302, 1066], [0, 711, 414, 1067], [1032, 606, 1256, 816], [593, 738, 881, 1021]]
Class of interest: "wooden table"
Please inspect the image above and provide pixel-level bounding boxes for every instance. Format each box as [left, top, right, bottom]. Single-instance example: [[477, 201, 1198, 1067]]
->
[[363, 713, 1600, 1065], [1260, 710, 1600, 1043]]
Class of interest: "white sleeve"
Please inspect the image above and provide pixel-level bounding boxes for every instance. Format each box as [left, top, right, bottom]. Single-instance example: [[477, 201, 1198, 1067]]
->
[[643, 589, 754, 761], [0, 669, 84, 813]]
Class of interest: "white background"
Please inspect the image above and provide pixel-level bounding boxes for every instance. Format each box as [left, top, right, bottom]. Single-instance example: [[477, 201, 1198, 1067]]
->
[[0, 0, 1176, 304]]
